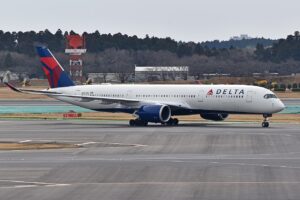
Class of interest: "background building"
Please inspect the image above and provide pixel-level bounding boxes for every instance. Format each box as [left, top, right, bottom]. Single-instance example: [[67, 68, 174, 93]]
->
[[88, 73, 119, 83], [135, 66, 189, 82], [230, 34, 252, 40], [0, 71, 20, 83]]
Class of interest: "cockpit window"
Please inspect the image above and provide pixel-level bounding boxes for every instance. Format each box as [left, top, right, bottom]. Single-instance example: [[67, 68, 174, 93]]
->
[[264, 94, 277, 99]]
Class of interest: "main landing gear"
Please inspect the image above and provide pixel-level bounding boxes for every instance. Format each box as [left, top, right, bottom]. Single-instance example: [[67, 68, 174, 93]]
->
[[129, 119, 148, 126], [129, 118, 179, 127], [262, 114, 272, 128], [165, 118, 179, 126]]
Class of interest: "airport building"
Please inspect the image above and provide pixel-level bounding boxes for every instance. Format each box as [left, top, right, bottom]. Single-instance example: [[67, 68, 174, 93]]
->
[[0, 71, 20, 83], [88, 73, 120, 83], [134, 66, 189, 82], [87, 73, 134, 83], [230, 34, 252, 40]]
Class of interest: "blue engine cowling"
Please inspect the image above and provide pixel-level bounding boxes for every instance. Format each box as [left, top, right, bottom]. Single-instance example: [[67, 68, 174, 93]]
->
[[136, 105, 171, 123], [200, 113, 229, 121]]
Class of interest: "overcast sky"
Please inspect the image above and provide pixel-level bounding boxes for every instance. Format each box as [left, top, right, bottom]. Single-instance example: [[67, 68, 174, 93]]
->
[[1, 0, 299, 42]]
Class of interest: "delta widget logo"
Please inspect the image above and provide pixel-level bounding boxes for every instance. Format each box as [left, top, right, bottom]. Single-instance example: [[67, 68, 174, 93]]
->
[[206, 88, 245, 96], [207, 89, 213, 95]]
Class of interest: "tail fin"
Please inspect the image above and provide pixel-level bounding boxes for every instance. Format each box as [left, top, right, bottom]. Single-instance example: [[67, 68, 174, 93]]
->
[[36, 46, 75, 88]]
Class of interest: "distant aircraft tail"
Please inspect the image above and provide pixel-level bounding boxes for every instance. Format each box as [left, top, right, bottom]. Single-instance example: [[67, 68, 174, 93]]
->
[[36, 46, 75, 88]]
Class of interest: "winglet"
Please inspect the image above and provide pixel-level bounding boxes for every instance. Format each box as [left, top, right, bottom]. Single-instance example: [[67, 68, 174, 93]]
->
[[4, 82, 22, 93]]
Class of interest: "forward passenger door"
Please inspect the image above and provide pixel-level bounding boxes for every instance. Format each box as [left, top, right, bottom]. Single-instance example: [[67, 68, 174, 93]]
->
[[198, 90, 204, 102], [246, 91, 253, 103]]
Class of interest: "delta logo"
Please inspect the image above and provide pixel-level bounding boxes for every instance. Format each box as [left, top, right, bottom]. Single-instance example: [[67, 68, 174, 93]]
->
[[207, 89, 245, 96], [207, 89, 213, 95]]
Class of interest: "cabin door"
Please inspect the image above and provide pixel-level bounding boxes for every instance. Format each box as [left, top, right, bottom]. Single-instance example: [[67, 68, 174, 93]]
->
[[126, 90, 133, 98], [198, 90, 204, 102], [246, 91, 253, 103]]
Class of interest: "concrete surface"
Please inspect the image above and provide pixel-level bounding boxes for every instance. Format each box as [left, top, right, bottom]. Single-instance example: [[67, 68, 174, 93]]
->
[[0, 120, 300, 200]]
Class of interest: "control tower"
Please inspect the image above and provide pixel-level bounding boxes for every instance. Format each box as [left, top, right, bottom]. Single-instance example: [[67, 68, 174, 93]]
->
[[65, 34, 87, 83]]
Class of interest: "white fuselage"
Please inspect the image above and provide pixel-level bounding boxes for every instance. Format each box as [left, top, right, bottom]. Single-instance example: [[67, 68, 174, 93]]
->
[[48, 84, 285, 115]]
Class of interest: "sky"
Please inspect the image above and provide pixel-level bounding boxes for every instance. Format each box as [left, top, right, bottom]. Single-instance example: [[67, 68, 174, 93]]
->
[[1, 0, 300, 42]]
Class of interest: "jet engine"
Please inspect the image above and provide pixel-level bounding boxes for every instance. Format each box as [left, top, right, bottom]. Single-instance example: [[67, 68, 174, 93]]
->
[[200, 113, 229, 121], [136, 105, 171, 123]]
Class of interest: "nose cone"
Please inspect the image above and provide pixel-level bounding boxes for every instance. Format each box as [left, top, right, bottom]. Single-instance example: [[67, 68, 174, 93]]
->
[[274, 100, 285, 113]]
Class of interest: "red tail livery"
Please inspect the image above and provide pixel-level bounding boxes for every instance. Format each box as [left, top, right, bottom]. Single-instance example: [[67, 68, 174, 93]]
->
[[36, 46, 75, 88]]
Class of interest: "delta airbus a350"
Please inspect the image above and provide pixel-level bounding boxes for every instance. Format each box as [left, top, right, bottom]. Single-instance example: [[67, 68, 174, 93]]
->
[[5, 46, 285, 127]]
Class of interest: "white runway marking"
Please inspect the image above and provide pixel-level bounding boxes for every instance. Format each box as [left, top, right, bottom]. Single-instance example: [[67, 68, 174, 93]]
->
[[0, 180, 71, 189], [97, 142, 147, 147], [77, 142, 98, 146], [44, 184, 70, 187], [13, 185, 38, 188], [208, 161, 300, 170], [76, 141, 147, 147], [19, 140, 32, 143]]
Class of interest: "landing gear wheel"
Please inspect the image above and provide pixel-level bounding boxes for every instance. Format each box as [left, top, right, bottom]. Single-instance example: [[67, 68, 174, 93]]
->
[[166, 118, 179, 126], [129, 119, 148, 127], [262, 114, 271, 128], [262, 121, 269, 128], [173, 118, 179, 125], [129, 119, 135, 126], [141, 121, 148, 126]]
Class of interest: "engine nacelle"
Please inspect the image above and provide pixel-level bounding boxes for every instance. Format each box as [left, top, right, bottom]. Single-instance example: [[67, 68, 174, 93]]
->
[[200, 113, 229, 121], [136, 105, 171, 123]]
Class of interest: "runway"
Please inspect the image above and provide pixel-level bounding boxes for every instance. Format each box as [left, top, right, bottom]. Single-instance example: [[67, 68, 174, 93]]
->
[[0, 120, 300, 200], [1, 99, 300, 115]]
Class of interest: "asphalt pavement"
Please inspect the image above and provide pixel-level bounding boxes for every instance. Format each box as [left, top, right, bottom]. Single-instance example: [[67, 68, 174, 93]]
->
[[0, 120, 300, 200]]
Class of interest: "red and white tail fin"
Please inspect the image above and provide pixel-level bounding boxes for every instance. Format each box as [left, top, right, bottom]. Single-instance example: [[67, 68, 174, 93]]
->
[[36, 46, 75, 88]]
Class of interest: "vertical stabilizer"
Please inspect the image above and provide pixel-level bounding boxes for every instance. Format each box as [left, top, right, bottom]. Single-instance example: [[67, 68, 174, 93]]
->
[[36, 46, 75, 88]]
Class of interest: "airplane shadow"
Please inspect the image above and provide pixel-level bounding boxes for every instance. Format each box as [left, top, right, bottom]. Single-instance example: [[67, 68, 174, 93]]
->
[[36, 120, 284, 129]]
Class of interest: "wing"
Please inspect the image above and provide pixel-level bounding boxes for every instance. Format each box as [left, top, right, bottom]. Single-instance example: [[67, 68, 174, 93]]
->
[[4, 82, 191, 109], [4, 82, 139, 103], [5, 82, 61, 95]]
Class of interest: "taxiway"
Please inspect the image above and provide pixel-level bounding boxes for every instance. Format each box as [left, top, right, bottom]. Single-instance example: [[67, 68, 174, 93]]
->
[[0, 120, 300, 200]]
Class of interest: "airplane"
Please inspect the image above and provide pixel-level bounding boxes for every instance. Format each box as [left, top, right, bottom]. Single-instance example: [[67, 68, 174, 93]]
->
[[5, 46, 285, 128]]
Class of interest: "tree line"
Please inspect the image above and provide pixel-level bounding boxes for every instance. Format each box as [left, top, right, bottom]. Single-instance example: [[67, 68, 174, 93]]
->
[[0, 29, 275, 57], [255, 31, 300, 62], [0, 29, 300, 79]]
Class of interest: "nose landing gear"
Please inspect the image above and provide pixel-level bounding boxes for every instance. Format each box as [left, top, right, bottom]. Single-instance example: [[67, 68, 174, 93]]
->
[[262, 114, 272, 128]]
